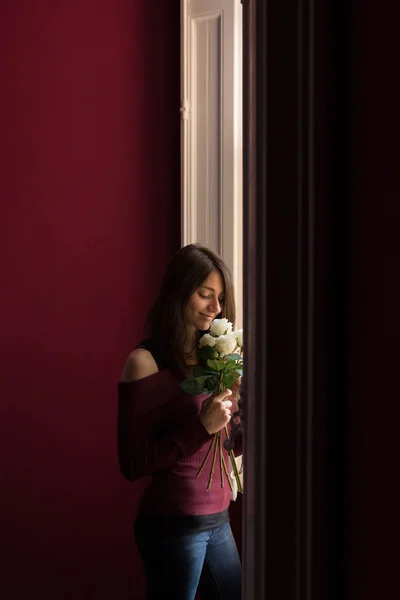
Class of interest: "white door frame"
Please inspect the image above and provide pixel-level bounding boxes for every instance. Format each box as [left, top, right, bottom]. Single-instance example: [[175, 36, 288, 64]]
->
[[181, 0, 243, 327]]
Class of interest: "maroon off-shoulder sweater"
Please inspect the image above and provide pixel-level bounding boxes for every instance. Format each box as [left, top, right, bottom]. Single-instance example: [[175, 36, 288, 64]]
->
[[117, 368, 242, 517]]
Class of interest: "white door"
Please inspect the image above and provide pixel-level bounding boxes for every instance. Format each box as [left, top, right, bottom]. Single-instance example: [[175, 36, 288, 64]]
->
[[181, 0, 243, 327]]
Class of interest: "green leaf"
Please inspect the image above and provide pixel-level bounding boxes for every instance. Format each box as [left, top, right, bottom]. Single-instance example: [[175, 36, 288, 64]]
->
[[223, 361, 243, 372], [198, 345, 216, 361], [222, 372, 240, 389], [195, 375, 213, 385], [207, 359, 226, 372], [193, 366, 216, 378], [180, 379, 205, 395], [230, 371, 241, 379], [204, 374, 219, 392], [226, 353, 242, 361]]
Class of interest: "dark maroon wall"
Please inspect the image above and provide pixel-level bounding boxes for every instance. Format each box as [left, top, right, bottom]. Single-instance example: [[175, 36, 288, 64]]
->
[[0, 2, 180, 598], [348, 2, 400, 598]]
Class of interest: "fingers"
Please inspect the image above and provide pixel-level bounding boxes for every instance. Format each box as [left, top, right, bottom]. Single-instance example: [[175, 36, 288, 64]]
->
[[223, 400, 232, 420], [216, 392, 232, 417], [215, 388, 232, 401]]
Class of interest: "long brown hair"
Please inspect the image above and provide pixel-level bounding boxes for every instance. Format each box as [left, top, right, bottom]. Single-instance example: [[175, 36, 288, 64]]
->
[[143, 243, 236, 377]]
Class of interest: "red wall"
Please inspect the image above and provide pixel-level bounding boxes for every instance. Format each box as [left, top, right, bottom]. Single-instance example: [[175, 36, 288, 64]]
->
[[348, 1, 400, 598], [0, 2, 180, 598]]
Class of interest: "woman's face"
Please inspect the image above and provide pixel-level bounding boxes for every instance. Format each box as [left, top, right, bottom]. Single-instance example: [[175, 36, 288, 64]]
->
[[187, 270, 225, 332]]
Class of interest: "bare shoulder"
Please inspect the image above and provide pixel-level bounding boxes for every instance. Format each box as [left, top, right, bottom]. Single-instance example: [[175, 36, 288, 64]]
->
[[120, 348, 159, 382]]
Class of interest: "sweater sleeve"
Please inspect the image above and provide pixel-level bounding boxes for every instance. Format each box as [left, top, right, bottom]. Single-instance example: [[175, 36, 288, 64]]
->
[[117, 379, 212, 482]]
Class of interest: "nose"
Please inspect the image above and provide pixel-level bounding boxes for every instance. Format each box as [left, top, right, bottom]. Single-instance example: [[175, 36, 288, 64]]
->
[[209, 297, 221, 314]]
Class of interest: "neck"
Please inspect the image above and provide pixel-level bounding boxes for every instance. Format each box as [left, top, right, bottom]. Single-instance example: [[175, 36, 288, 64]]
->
[[184, 329, 197, 354], [184, 331, 199, 366]]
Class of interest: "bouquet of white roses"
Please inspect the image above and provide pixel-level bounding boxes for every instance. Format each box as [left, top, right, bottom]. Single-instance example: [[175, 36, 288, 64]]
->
[[180, 318, 243, 493]]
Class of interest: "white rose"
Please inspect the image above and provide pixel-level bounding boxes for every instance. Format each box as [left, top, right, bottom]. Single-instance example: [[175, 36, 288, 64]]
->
[[214, 333, 237, 357], [209, 318, 233, 337], [233, 329, 243, 348], [199, 333, 216, 348]]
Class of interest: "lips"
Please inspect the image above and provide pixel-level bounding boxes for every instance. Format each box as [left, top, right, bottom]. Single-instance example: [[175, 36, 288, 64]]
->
[[200, 314, 214, 320]]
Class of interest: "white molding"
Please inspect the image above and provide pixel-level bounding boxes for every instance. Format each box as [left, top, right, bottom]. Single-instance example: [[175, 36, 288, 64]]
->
[[181, 0, 243, 327]]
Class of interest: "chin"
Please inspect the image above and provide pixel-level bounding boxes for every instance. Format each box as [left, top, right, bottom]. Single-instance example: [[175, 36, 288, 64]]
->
[[197, 319, 211, 331]]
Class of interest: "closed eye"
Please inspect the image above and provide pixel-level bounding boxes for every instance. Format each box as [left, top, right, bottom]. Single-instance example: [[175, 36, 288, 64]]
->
[[199, 292, 225, 303]]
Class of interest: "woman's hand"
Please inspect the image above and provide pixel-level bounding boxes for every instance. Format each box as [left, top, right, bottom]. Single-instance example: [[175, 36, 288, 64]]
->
[[199, 389, 233, 435]]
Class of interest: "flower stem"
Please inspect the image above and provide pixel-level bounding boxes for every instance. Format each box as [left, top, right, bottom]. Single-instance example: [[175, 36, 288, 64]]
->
[[219, 375, 242, 493], [197, 374, 243, 493], [220, 445, 233, 492], [207, 431, 219, 491], [218, 433, 224, 488], [196, 435, 216, 478], [224, 426, 243, 494]]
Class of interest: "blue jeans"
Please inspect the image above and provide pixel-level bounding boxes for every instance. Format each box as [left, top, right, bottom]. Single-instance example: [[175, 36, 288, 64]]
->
[[134, 519, 242, 600]]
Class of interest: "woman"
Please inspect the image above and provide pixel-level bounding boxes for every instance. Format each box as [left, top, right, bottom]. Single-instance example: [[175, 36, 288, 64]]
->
[[118, 243, 242, 600]]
